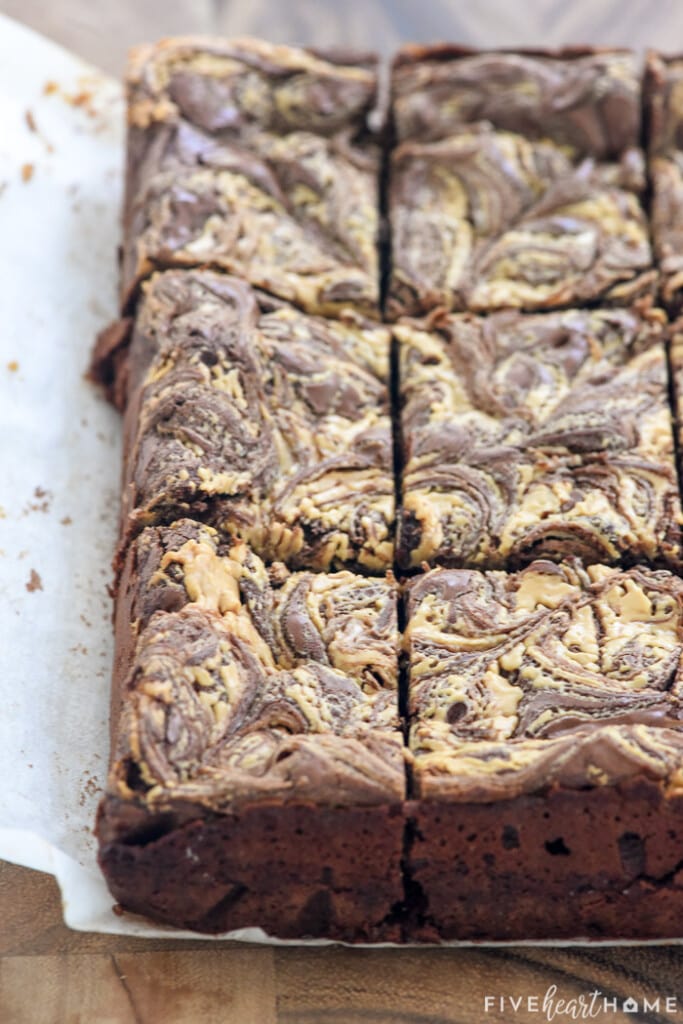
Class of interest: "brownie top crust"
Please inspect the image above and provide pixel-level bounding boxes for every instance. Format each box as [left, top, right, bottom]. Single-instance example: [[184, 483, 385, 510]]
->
[[387, 130, 652, 318], [645, 51, 683, 155], [406, 560, 683, 802], [122, 37, 380, 314], [391, 46, 640, 156], [121, 269, 394, 572], [644, 52, 683, 308], [396, 304, 683, 570], [105, 521, 403, 822], [387, 46, 654, 318], [121, 519, 398, 690], [127, 36, 378, 136]]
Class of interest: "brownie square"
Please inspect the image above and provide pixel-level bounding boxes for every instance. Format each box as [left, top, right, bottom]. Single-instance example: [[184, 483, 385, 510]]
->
[[404, 561, 683, 940], [645, 52, 683, 312], [396, 306, 682, 570], [121, 269, 394, 572], [122, 38, 380, 315], [98, 522, 404, 938], [387, 48, 655, 318]]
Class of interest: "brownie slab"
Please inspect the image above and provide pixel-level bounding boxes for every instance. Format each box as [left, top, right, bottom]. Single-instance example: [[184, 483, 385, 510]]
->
[[120, 269, 394, 572], [387, 48, 655, 318], [98, 522, 404, 938], [645, 52, 683, 312], [122, 37, 380, 314], [405, 561, 683, 940], [396, 306, 683, 570]]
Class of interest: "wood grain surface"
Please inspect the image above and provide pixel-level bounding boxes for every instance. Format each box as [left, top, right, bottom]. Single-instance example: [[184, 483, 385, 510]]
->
[[2, 859, 683, 1023], [3, 2, 683, 1021]]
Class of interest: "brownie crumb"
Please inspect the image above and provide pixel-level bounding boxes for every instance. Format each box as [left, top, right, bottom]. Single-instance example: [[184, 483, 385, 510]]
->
[[23, 487, 52, 515], [25, 569, 43, 592]]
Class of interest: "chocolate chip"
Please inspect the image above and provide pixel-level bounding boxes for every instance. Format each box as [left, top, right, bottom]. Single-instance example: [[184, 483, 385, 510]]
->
[[446, 701, 468, 725]]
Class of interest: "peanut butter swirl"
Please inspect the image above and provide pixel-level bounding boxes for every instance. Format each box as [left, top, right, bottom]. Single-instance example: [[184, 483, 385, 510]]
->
[[397, 306, 683, 570], [123, 269, 394, 572], [388, 48, 654, 317], [407, 560, 683, 801], [123, 36, 380, 314], [109, 523, 403, 811]]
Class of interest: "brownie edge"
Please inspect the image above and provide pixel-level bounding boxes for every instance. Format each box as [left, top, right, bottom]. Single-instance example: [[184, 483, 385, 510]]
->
[[97, 798, 404, 940], [407, 780, 683, 941]]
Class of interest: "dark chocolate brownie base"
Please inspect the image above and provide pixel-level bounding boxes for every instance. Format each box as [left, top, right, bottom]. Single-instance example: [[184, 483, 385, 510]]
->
[[406, 780, 683, 942], [98, 798, 404, 940]]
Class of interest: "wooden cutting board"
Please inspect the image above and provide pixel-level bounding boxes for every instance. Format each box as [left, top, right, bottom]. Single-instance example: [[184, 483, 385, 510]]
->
[[1, 860, 682, 1023]]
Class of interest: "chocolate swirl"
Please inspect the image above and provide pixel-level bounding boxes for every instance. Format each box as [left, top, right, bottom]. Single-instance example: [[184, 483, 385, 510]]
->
[[388, 127, 653, 318], [120, 522, 398, 692], [123, 38, 379, 313], [392, 47, 640, 154], [123, 270, 394, 572], [645, 53, 683, 310], [127, 38, 378, 137], [109, 532, 402, 811], [397, 307, 682, 570], [407, 561, 683, 801]]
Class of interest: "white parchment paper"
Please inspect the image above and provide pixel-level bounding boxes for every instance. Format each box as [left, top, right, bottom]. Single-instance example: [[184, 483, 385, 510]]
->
[[0, 14, 230, 940], [2, 11, 683, 944]]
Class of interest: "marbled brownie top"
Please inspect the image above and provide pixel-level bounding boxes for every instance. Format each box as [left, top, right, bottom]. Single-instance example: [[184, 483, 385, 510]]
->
[[108, 520, 403, 812], [645, 52, 683, 307], [122, 270, 394, 572], [407, 560, 683, 801], [396, 305, 682, 570], [122, 37, 380, 313], [392, 46, 640, 154], [127, 36, 378, 136], [388, 47, 654, 317]]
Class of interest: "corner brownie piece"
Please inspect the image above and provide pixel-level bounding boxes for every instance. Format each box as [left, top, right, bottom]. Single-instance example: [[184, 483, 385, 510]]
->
[[405, 560, 683, 940], [645, 52, 683, 312], [122, 37, 380, 314], [120, 269, 394, 572], [396, 305, 682, 570], [388, 47, 655, 318], [97, 520, 404, 939]]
